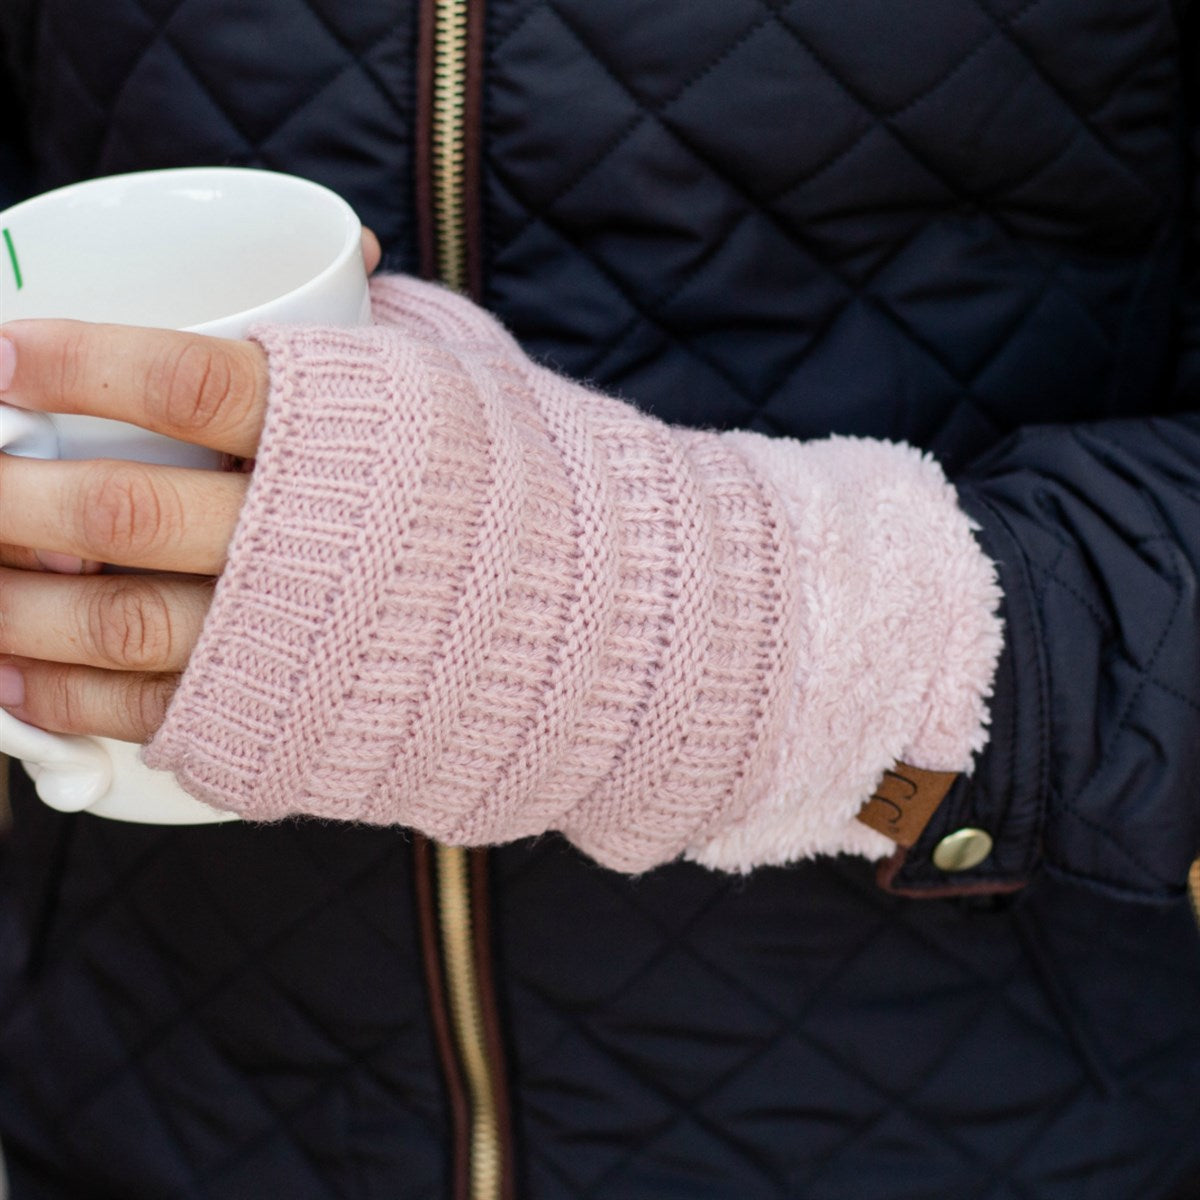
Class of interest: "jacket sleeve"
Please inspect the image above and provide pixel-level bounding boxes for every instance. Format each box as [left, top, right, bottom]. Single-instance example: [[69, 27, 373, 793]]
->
[[885, 32, 1200, 904]]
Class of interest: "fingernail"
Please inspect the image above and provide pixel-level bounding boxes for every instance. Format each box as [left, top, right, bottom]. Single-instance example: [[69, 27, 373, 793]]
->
[[35, 550, 87, 574], [0, 336, 14, 392], [0, 664, 24, 708]]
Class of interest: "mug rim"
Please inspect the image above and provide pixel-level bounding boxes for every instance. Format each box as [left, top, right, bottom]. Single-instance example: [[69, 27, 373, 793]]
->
[[0, 165, 364, 334]]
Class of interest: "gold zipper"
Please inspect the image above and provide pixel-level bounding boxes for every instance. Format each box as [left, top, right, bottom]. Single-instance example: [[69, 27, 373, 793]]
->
[[436, 846, 505, 1200], [428, 3, 507, 1197], [1189, 857, 1200, 931], [431, 0, 470, 292]]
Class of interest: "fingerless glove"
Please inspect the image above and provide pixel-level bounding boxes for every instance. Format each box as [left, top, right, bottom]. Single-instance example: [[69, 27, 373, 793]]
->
[[144, 276, 1003, 873]]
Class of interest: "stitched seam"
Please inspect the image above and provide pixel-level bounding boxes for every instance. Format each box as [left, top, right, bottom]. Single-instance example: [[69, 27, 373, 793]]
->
[[33, 827, 174, 956], [491, 0, 549, 50], [975, 0, 1164, 207], [800, 971, 1051, 1199], [123, 0, 400, 168], [552, 1, 772, 121], [867, 256, 1065, 398], [156, 29, 255, 151], [91, 0, 195, 175], [1035, 565, 1115, 635], [1048, 433, 1185, 863], [972, 123, 1085, 205], [493, 128, 962, 419], [769, 1, 1153, 253], [162, 31, 366, 159], [492, 1, 771, 253], [622, 863, 1077, 1113], [1041, 858, 1188, 901], [768, 11, 985, 210], [490, 172, 770, 407], [285, 1, 410, 127], [995, 432, 1188, 889], [46, 834, 410, 1149], [877, 28, 1000, 122], [1148, 674, 1200, 712], [39, 10, 106, 116], [494, 110, 648, 252], [500, 848, 1109, 1189], [492, 2, 1114, 432], [577, 1028, 791, 1197], [508, 882, 795, 1196], [530, 905, 1012, 1197], [766, 113, 880, 203], [672, 925, 1051, 1196]]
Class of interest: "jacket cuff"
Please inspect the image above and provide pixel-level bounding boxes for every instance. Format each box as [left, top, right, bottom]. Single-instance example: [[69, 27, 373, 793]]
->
[[876, 487, 1044, 896]]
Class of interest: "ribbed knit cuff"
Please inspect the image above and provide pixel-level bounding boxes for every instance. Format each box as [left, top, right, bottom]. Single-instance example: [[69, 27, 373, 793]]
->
[[144, 321, 451, 814]]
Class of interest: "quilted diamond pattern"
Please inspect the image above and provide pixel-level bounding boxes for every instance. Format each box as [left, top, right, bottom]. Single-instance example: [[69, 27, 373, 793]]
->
[[0, 794, 450, 1198], [484, 0, 1180, 470], [492, 838, 1200, 1200], [22, 0, 420, 271]]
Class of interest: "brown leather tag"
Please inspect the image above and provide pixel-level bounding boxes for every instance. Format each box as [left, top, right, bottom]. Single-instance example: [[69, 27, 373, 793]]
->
[[856, 762, 958, 847]]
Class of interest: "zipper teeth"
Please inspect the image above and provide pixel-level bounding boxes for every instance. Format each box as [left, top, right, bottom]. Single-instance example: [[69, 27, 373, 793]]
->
[[1189, 858, 1200, 930], [436, 845, 503, 1200], [432, 0, 469, 291], [430, 5, 506, 1194]]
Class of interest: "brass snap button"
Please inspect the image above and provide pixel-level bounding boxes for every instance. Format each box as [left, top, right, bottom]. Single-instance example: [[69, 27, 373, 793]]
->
[[932, 828, 993, 873]]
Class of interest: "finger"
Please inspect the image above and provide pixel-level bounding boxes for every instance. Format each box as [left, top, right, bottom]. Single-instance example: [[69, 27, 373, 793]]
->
[[0, 456, 247, 573], [0, 544, 103, 574], [0, 655, 176, 743], [362, 227, 382, 275], [0, 567, 211, 672], [0, 320, 268, 457]]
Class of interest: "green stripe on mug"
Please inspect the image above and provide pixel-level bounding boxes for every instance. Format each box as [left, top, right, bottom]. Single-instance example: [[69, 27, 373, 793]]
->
[[3, 227, 22, 290]]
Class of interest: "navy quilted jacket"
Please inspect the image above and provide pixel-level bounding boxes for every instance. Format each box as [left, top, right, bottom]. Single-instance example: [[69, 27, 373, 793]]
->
[[1, 2, 1199, 1198]]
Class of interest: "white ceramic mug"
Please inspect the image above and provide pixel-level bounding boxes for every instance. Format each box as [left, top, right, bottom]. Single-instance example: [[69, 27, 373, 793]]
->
[[0, 166, 373, 823]]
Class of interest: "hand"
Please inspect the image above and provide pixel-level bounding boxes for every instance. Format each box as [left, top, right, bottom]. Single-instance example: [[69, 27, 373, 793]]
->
[[0, 230, 381, 743]]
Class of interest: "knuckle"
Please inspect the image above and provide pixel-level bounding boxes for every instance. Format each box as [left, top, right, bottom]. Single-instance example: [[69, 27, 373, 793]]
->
[[127, 673, 177, 736], [154, 339, 242, 437], [79, 463, 178, 560], [44, 664, 86, 733], [85, 580, 173, 669], [49, 325, 92, 409]]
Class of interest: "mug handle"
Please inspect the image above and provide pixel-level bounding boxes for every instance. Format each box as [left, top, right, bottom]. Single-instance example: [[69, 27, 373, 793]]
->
[[0, 403, 57, 458], [0, 710, 113, 811], [1, 403, 118, 812]]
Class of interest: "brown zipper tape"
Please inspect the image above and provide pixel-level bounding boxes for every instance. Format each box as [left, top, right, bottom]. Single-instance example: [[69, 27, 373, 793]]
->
[[469, 848, 516, 1200], [413, 835, 473, 1200], [414, 0, 438, 282]]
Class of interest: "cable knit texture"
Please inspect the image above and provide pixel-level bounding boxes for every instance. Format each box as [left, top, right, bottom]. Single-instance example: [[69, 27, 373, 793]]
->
[[144, 276, 1003, 873]]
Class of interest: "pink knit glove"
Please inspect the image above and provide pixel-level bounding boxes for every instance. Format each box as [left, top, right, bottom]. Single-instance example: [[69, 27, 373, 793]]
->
[[144, 277, 1002, 873]]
